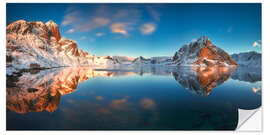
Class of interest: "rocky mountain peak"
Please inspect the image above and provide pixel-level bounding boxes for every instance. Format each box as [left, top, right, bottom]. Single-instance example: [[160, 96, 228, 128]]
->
[[45, 20, 61, 41], [6, 19, 30, 34], [173, 36, 237, 67], [6, 20, 93, 70], [196, 36, 212, 46], [45, 20, 57, 26], [189, 36, 213, 49]]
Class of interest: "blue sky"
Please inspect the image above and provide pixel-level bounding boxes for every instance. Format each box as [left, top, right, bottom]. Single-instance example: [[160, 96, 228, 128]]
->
[[7, 3, 261, 57]]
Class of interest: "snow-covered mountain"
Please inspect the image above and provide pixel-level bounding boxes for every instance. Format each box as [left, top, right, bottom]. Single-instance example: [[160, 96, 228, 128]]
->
[[112, 56, 136, 64], [131, 56, 172, 65], [231, 51, 261, 67], [6, 20, 244, 75], [6, 20, 139, 73], [172, 36, 237, 67], [132, 56, 151, 64], [6, 20, 94, 72], [149, 56, 172, 64]]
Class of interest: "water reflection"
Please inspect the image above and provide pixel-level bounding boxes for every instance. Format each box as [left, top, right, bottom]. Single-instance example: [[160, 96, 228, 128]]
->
[[172, 66, 236, 96], [6, 66, 261, 130], [6, 67, 144, 114], [231, 66, 261, 83], [7, 68, 89, 114], [7, 66, 260, 114]]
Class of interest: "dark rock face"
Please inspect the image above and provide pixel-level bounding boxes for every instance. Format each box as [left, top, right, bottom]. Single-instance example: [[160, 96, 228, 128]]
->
[[30, 63, 40, 69], [46, 20, 61, 42], [58, 39, 80, 56], [132, 56, 151, 64]]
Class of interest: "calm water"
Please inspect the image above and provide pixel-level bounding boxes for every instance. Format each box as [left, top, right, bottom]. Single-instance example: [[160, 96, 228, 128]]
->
[[6, 66, 261, 130]]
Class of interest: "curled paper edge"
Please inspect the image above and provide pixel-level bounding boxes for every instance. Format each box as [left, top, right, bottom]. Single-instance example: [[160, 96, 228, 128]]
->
[[236, 107, 262, 131]]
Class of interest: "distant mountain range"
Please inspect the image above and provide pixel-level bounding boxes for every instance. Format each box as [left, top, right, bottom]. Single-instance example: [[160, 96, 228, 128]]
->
[[231, 51, 261, 67], [6, 20, 261, 74]]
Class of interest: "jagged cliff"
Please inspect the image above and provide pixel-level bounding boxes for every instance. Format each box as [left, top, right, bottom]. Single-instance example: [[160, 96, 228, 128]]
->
[[172, 36, 237, 67], [6, 20, 94, 72]]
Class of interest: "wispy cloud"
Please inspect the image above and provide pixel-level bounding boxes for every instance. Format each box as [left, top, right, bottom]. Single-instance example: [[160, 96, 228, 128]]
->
[[96, 32, 104, 37], [113, 8, 141, 23], [61, 6, 111, 32], [253, 41, 259, 47], [89, 37, 95, 42], [253, 40, 261, 47], [66, 28, 75, 33], [80, 36, 87, 40], [61, 5, 160, 37], [61, 11, 80, 26], [77, 17, 110, 32], [140, 23, 156, 35], [146, 5, 161, 22], [110, 23, 132, 36]]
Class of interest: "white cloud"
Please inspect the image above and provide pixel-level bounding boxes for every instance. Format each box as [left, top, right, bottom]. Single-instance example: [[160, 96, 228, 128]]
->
[[80, 36, 87, 40], [66, 28, 75, 33], [61, 6, 141, 33], [140, 23, 156, 35], [110, 23, 132, 36], [96, 33, 104, 37], [61, 11, 80, 26], [76, 17, 110, 32], [253, 41, 261, 47], [61, 5, 160, 35], [61, 7, 110, 32]]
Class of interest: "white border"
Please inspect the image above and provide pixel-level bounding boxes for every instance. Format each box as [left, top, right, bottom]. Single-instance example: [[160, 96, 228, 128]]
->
[[2, 0, 268, 135]]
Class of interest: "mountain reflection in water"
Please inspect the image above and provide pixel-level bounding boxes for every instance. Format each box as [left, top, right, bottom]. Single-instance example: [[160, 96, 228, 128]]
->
[[172, 66, 236, 96], [6, 66, 261, 130], [7, 67, 137, 114]]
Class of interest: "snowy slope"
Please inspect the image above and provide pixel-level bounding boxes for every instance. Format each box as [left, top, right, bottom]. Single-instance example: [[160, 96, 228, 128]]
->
[[6, 20, 241, 75], [231, 51, 261, 68], [131, 56, 172, 66], [6, 20, 94, 72], [112, 56, 136, 64]]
